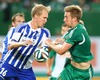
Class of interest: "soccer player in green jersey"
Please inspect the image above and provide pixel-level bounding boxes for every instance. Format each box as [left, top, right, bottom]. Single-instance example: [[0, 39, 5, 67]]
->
[[45, 5, 94, 80]]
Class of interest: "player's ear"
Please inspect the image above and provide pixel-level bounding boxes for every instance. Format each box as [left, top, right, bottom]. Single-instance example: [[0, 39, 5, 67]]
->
[[73, 17, 77, 22], [34, 14, 39, 19], [12, 22, 15, 27]]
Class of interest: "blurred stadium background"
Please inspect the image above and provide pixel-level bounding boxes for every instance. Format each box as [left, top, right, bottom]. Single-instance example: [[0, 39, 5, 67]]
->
[[0, 0, 100, 80]]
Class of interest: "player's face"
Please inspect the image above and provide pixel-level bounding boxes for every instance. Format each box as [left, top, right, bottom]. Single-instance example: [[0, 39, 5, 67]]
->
[[63, 12, 73, 28], [36, 10, 48, 28], [61, 26, 69, 35], [12, 16, 25, 27]]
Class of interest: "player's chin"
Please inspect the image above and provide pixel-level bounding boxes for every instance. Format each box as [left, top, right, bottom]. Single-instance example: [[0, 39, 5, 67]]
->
[[42, 23, 45, 26], [38, 25, 44, 28]]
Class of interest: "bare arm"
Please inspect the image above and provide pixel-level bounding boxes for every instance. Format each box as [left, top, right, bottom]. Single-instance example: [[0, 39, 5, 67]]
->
[[8, 40, 33, 50], [45, 38, 72, 55], [46, 57, 54, 76]]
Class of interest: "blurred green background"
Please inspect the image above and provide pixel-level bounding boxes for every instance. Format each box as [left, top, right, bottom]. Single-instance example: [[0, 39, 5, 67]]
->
[[0, 10, 100, 36], [0, 0, 100, 36]]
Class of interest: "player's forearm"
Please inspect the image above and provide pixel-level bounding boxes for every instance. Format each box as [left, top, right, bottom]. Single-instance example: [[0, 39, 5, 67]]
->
[[47, 42, 63, 54], [46, 58, 52, 68], [8, 42, 25, 50], [8, 39, 33, 50], [45, 38, 71, 55], [46, 58, 52, 76]]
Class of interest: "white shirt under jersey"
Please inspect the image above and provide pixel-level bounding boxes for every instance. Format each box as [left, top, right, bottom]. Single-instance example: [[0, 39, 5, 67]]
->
[[51, 54, 66, 77], [51, 33, 69, 78], [3, 21, 51, 69]]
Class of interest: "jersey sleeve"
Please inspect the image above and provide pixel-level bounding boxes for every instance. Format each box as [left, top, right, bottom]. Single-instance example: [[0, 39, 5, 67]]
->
[[40, 28, 51, 48], [2, 27, 15, 53], [10, 23, 26, 42], [43, 28, 51, 38], [7, 27, 15, 44]]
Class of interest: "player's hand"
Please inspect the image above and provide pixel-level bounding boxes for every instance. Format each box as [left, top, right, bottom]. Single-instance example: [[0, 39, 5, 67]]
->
[[44, 38, 52, 46], [54, 38, 65, 45], [22, 39, 33, 46], [47, 70, 51, 76]]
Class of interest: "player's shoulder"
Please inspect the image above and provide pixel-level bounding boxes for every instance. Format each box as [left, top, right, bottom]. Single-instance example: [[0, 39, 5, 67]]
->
[[42, 27, 49, 31], [72, 24, 87, 37], [76, 24, 86, 30], [9, 27, 15, 32], [10, 27, 15, 30], [41, 27, 51, 37], [15, 22, 29, 32], [73, 24, 83, 32], [17, 22, 28, 28], [41, 28, 50, 33], [7, 27, 15, 35]]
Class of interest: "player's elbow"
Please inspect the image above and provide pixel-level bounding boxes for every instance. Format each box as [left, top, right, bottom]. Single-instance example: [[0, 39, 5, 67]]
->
[[8, 42, 15, 50], [8, 45, 11, 50]]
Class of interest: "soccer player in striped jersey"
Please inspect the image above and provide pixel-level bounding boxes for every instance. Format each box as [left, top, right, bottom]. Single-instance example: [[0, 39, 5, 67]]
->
[[0, 4, 51, 80], [2, 13, 25, 59]]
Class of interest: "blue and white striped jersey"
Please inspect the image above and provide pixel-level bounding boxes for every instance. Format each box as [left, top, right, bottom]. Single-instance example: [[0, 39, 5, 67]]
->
[[2, 27, 15, 58], [3, 22, 51, 69]]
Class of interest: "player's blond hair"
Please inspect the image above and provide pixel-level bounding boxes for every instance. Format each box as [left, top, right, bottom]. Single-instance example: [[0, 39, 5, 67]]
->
[[64, 5, 82, 22], [79, 20, 84, 25], [31, 4, 51, 18]]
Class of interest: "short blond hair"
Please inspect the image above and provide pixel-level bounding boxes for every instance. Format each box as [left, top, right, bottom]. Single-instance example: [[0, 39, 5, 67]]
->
[[64, 5, 82, 22], [79, 20, 84, 25], [31, 4, 51, 17]]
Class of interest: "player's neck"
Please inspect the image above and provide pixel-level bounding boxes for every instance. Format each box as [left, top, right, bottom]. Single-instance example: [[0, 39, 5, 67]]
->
[[72, 22, 78, 28], [30, 20, 38, 30]]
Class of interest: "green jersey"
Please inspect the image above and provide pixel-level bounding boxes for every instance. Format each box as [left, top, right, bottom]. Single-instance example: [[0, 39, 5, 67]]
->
[[49, 50, 56, 70], [63, 23, 94, 63]]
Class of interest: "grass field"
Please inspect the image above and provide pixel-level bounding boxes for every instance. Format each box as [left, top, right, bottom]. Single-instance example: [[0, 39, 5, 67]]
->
[[36, 77, 100, 80]]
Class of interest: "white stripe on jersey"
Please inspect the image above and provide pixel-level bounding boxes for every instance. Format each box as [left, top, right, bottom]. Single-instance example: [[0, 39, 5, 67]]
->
[[8, 48, 21, 64], [19, 47, 33, 69], [4, 50, 13, 61], [12, 33, 21, 41], [14, 47, 28, 67]]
